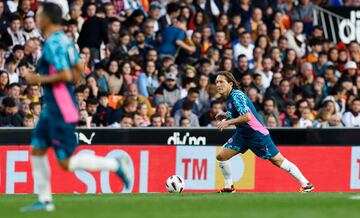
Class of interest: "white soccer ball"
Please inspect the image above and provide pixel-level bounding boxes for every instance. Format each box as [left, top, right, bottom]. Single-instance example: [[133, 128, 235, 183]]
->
[[166, 175, 185, 193]]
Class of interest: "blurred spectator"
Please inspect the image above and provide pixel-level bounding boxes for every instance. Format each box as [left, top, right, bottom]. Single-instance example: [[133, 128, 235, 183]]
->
[[279, 100, 298, 127], [154, 73, 181, 106], [299, 106, 313, 128], [329, 113, 343, 127], [0, 97, 22, 126], [23, 113, 34, 127], [165, 116, 176, 127], [172, 87, 200, 116], [199, 99, 223, 126], [273, 79, 292, 112], [137, 60, 159, 98], [150, 113, 163, 127], [78, 3, 108, 61], [312, 108, 330, 128], [259, 98, 280, 127], [174, 100, 200, 127], [284, 20, 306, 58], [342, 98, 360, 127], [1, 13, 26, 48]]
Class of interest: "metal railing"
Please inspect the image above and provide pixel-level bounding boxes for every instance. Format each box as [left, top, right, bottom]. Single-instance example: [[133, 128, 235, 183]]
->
[[312, 5, 347, 43]]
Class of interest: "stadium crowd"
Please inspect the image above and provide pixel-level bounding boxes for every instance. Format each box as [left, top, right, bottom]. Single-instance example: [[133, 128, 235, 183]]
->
[[0, 0, 359, 128]]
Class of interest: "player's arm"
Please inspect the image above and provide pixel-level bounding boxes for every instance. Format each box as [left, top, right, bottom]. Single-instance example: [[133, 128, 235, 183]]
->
[[217, 92, 250, 131], [226, 112, 251, 126]]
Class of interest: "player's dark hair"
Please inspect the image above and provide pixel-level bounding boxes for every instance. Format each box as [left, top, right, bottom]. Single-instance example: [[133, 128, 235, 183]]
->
[[40, 2, 63, 25], [217, 71, 240, 90]]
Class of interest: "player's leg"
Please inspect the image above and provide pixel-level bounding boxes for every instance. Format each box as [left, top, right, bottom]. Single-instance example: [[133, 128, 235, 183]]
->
[[21, 114, 55, 212], [269, 153, 314, 192], [53, 122, 131, 189], [57, 154, 130, 189], [217, 134, 246, 193], [217, 147, 240, 186]]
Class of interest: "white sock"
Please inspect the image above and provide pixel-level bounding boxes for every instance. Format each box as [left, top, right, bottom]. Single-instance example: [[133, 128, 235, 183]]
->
[[280, 159, 309, 187], [218, 160, 233, 188], [69, 155, 119, 172], [31, 155, 52, 203]]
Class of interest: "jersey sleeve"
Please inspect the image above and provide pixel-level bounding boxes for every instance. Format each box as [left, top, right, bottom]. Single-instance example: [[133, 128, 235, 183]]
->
[[45, 40, 80, 71], [232, 91, 249, 116]]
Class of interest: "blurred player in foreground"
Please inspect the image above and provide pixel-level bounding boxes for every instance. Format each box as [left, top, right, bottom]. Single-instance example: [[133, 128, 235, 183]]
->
[[21, 3, 131, 212], [215, 71, 314, 193]]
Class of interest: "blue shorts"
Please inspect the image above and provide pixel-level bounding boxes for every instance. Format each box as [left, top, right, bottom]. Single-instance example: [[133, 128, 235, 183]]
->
[[31, 111, 78, 160], [223, 132, 279, 159]]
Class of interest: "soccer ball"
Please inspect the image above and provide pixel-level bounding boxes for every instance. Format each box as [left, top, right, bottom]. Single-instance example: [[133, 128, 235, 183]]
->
[[166, 175, 185, 193]]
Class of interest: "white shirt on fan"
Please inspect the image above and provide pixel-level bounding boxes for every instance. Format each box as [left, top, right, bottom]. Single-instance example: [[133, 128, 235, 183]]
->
[[342, 111, 360, 127]]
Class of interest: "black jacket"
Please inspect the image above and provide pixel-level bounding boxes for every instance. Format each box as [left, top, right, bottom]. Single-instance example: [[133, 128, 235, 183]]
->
[[78, 16, 109, 49]]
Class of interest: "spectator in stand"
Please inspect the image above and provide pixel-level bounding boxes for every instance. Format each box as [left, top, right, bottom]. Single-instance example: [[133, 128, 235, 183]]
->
[[23, 113, 34, 127], [259, 98, 280, 127], [312, 108, 330, 128], [137, 103, 150, 126], [279, 100, 298, 127], [258, 57, 273, 89], [78, 3, 108, 61], [172, 87, 200, 116], [284, 20, 306, 58], [1, 13, 25, 48], [233, 31, 254, 69], [329, 113, 343, 127], [154, 73, 181, 106], [273, 79, 293, 112], [137, 60, 159, 98], [150, 113, 163, 127], [342, 98, 360, 127], [0, 97, 23, 126], [157, 17, 195, 57], [158, 2, 181, 30], [174, 100, 200, 127], [156, 102, 169, 124], [106, 97, 138, 126], [199, 99, 223, 126], [125, 83, 154, 117], [299, 106, 313, 128]]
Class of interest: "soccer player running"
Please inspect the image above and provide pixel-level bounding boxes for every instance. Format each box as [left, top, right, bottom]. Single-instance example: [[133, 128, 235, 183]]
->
[[21, 3, 131, 212], [215, 71, 314, 193]]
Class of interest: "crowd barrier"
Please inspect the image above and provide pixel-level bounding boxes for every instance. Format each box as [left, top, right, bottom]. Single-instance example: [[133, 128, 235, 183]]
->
[[0, 128, 359, 193]]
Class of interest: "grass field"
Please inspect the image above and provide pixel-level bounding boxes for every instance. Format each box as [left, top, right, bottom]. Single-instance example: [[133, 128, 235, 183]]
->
[[1, 193, 359, 218]]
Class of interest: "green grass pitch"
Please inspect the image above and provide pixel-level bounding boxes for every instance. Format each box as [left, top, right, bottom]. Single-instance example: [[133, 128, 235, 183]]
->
[[0, 193, 359, 218]]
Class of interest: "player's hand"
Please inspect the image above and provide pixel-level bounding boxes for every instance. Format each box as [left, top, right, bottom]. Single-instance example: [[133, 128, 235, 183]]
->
[[217, 119, 229, 132], [215, 112, 228, 121], [25, 73, 41, 85]]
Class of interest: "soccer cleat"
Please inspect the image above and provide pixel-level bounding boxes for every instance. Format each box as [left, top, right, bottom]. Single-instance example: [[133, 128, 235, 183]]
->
[[20, 201, 55, 212], [115, 156, 132, 189], [300, 183, 315, 193], [218, 185, 236, 193]]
